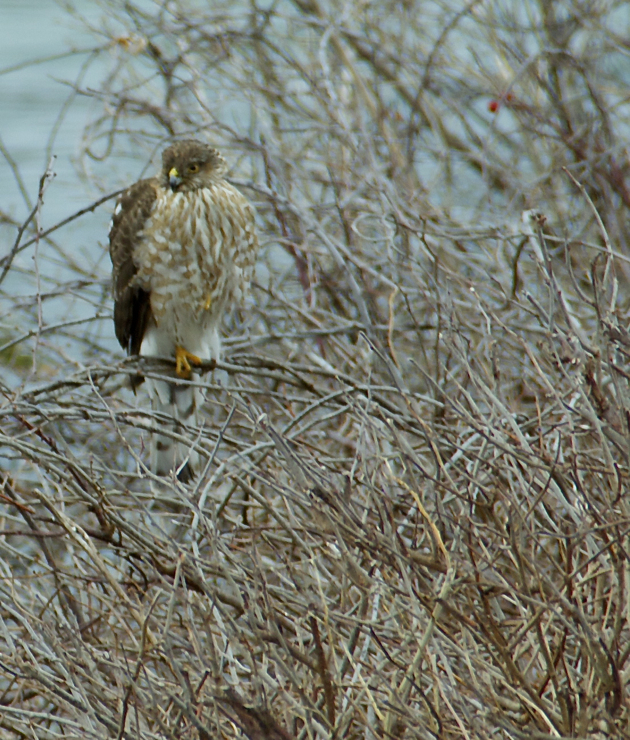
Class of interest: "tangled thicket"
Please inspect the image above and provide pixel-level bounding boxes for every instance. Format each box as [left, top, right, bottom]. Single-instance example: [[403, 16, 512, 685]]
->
[[2, 0, 630, 738]]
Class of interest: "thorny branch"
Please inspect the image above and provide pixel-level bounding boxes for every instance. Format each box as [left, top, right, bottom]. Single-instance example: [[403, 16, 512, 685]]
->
[[2, 1, 630, 739]]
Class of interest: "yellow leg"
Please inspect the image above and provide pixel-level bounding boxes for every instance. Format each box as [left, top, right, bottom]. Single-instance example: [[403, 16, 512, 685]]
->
[[175, 345, 203, 379], [203, 293, 212, 311]]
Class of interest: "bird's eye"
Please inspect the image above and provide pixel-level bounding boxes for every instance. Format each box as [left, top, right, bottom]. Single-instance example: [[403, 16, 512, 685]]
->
[[188, 163, 200, 173]]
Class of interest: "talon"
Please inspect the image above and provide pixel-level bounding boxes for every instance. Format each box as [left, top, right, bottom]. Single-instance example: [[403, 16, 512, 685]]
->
[[175, 345, 202, 379], [203, 293, 212, 311]]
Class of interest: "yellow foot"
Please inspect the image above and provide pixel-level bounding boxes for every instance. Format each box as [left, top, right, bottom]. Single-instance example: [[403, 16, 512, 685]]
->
[[175, 345, 202, 379], [203, 293, 212, 311]]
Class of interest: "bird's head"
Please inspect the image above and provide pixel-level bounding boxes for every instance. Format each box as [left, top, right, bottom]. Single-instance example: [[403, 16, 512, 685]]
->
[[161, 139, 228, 193]]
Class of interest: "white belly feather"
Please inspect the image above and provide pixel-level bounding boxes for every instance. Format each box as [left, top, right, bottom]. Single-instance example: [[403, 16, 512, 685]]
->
[[132, 183, 255, 361]]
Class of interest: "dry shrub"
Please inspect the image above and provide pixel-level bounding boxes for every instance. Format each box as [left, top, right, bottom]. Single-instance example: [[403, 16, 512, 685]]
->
[[1, 0, 630, 738]]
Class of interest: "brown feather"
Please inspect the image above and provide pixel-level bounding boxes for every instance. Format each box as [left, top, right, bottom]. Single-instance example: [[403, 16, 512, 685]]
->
[[109, 179, 158, 355]]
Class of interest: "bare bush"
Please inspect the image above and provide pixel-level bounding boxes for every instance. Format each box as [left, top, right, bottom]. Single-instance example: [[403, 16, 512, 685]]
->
[[2, 0, 630, 738]]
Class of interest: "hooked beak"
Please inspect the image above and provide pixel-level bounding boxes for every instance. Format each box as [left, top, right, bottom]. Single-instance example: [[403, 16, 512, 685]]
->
[[168, 167, 182, 190]]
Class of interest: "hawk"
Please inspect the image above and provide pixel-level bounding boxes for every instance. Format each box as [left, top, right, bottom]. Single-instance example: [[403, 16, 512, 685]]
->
[[109, 140, 259, 482]]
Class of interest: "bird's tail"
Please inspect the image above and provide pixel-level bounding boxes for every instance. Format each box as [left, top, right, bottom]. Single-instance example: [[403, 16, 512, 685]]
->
[[149, 376, 202, 483]]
